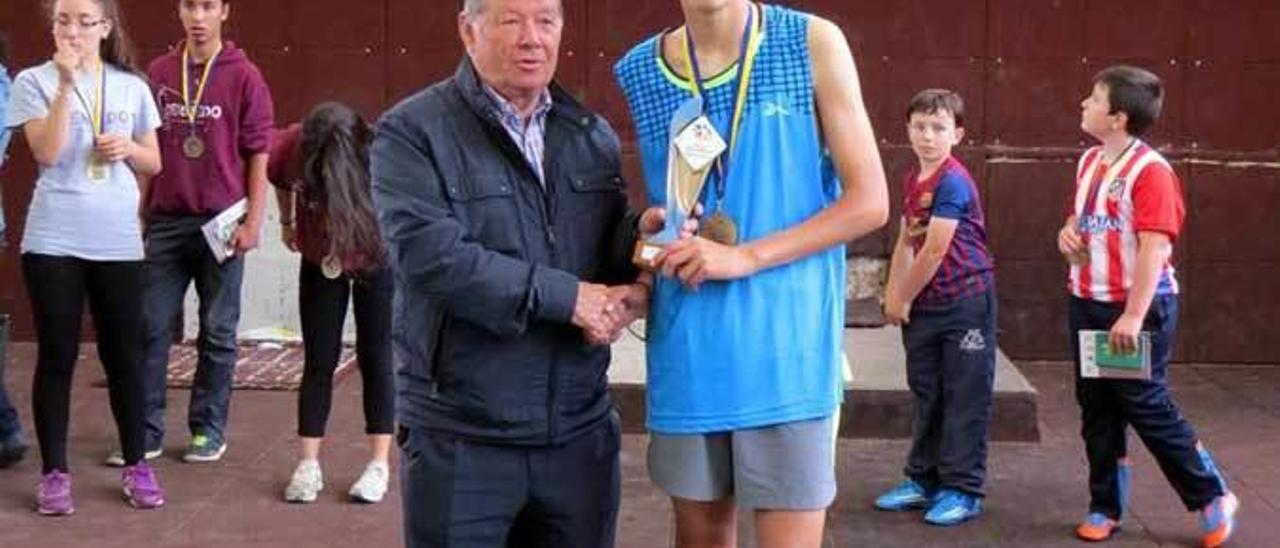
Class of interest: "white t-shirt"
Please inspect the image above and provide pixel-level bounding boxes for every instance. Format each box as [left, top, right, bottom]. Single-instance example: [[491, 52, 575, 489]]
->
[[6, 61, 160, 261]]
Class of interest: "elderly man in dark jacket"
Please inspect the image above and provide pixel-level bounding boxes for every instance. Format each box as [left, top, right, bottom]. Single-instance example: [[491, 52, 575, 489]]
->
[[372, 0, 661, 546]]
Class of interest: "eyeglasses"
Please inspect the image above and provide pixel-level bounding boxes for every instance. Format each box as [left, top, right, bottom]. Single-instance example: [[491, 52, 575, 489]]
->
[[54, 18, 105, 31]]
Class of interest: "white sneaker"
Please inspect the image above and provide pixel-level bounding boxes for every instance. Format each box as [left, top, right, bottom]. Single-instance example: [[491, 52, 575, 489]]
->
[[348, 461, 389, 504], [284, 460, 324, 503], [104, 446, 163, 467]]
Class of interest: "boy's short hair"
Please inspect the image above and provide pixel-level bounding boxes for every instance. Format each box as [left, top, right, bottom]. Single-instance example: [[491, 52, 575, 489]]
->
[[906, 89, 965, 128], [1093, 65, 1163, 137]]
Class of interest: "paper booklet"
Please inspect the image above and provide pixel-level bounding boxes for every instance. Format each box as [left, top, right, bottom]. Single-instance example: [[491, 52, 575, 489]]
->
[[201, 198, 248, 264], [1078, 329, 1152, 380]]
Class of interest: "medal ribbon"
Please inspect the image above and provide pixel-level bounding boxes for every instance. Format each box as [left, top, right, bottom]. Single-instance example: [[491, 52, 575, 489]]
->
[[71, 62, 105, 137], [181, 43, 222, 130], [682, 1, 762, 209], [1077, 138, 1140, 250]]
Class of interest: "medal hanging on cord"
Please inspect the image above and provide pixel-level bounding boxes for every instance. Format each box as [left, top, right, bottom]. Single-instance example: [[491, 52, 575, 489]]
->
[[682, 1, 762, 245], [73, 63, 108, 183], [181, 44, 221, 160]]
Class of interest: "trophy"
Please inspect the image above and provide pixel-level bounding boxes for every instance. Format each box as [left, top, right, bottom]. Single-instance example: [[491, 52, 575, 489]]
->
[[633, 96, 726, 270]]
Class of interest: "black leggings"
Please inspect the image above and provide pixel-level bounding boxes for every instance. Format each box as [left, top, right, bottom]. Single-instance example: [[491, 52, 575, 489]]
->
[[297, 261, 395, 438], [22, 254, 145, 473]]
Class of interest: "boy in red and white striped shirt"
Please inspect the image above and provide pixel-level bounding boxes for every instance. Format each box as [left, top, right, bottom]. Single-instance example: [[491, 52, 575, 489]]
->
[[1058, 65, 1237, 547]]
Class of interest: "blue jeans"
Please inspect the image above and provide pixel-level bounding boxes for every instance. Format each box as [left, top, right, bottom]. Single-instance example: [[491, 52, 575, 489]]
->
[[0, 312, 20, 439], [901, 287, 998, 497], [1070, 295, 1223, 517], [141, 215, 244, 447]]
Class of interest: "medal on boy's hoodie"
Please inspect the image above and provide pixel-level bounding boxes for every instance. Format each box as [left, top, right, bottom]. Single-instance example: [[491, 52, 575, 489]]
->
[[72, 63, 108, 183], [180, 44, 221, 160], [682, 1, 762, 246]]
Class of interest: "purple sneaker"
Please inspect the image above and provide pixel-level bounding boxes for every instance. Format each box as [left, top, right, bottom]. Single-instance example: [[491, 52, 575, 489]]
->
[[36, 470, 74, 516], [122, 462, 166, 509]]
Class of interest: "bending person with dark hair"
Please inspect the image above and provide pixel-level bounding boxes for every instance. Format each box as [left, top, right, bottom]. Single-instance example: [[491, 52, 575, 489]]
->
[[269, 102, 394, 504], [6, 0, 164, 515]]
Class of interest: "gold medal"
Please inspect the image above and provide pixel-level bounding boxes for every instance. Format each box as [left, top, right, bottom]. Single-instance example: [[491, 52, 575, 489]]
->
[[87, 159, 109, 182], [701, 211, 739, 245], [181, 44, 221, 161], [321, 254, 343, 279], [73, 63, 108, 183], [1067, 247, 1091, 266], [678, 2, 761, 252], [182, 134, 206, 159]]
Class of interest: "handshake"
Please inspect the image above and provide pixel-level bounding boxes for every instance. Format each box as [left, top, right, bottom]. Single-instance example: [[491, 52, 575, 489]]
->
[[572, 280, 652, 346], [568, 206, 700, 345]]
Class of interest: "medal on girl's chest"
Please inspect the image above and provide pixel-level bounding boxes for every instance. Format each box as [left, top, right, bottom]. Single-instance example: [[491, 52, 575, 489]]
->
[[74, 64, 108, 183], [87, 159, 109, 182]]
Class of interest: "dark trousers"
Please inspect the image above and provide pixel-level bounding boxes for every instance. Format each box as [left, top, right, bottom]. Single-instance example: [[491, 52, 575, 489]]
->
[[22, 254, 146, 473], [141, 216, 244, 447], [0, 313, 20, 439], [297, 261, 395, 438], [1070, 295, 1223, 518], [399, 412, 621, 548], [902, 288, 997, 497]]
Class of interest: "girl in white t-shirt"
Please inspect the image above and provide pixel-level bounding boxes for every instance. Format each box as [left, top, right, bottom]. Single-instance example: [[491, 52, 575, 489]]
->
[[5, 0, 164, 515]]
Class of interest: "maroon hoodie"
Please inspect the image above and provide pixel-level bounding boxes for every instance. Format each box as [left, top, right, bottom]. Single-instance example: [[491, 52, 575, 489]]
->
[[146, 41, 274, 216]]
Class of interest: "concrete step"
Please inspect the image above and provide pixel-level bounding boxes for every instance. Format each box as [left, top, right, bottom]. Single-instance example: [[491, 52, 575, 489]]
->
[[608, 324, 1040, 442]]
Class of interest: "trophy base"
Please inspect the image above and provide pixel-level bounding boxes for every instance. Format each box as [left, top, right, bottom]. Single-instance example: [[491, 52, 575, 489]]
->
[[633, 240, 665, 271]]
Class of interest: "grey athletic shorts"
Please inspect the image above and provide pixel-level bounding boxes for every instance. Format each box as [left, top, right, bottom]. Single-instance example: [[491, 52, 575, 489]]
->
[[647, 413, 838, 510]]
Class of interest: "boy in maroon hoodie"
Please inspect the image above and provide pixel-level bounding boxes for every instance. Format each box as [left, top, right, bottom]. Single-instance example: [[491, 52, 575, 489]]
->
[[109, 0, 274, 465]]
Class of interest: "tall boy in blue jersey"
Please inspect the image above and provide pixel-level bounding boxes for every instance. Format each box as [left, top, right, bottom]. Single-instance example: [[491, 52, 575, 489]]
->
[[876, 89, 996, 526], [614, 1, 888, 545]]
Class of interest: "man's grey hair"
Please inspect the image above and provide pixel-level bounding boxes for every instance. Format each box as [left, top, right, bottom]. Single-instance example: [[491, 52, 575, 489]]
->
[[461, 0, 563, 17], [462, 0, 485, 16]]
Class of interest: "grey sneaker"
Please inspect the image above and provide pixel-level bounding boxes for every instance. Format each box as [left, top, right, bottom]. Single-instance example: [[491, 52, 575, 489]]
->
[[284, 460, 323, 503], [348, 461, 389, 504], [182, 434, 226, 463], [104, 446, 163, 467]]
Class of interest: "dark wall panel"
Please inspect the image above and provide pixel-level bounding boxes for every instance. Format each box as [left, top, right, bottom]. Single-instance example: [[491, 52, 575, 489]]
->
[[1187, 263, 1280, 363], [1184, 61, 1280, 151], [2, 0, 1278, 362], [988, 0, 1084, 59], [1187, 165, 1280, 263], [1084, 0, 1188, 61], [986, 59, 1092, 147], [986, 160, 1076, 262]]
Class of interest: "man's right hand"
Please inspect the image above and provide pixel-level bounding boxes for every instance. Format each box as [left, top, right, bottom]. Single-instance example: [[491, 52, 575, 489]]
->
[[572, 282, 612, 337], [573, 282, 649, 345]]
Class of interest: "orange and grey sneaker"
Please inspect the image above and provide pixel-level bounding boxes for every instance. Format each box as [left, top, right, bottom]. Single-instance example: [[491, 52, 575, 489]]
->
[[1200, 491, 1239, 548], [1076, 512, 1120, 542]]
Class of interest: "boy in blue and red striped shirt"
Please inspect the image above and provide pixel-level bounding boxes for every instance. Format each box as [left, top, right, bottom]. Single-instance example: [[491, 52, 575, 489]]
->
[[876, 89, 996, 526]]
